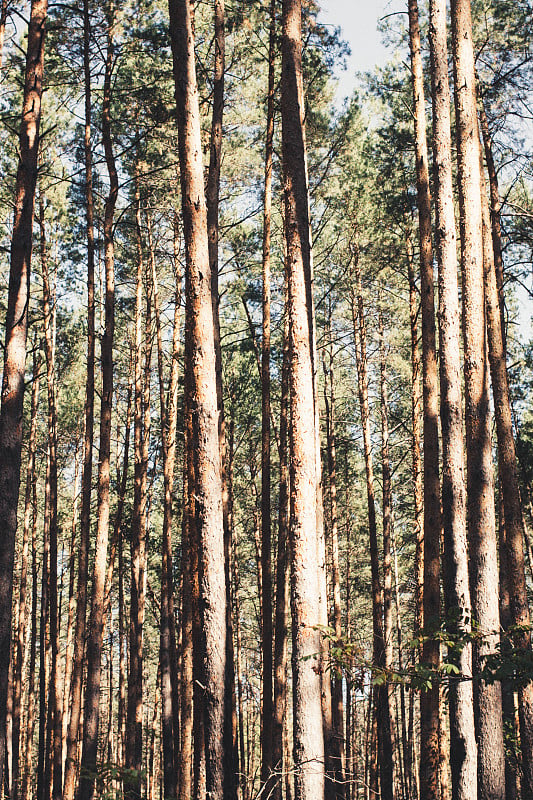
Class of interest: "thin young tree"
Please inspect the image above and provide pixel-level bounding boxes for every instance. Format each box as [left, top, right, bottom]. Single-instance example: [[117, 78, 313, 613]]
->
[[0, 0, 48, 787], [406, 4, 441, 798], [62, 0, 96, 794], [77, 11, 118, 799]]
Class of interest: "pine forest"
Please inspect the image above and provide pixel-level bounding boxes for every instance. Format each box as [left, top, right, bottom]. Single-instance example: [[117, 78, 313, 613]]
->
[[0, 0, 532, 798]]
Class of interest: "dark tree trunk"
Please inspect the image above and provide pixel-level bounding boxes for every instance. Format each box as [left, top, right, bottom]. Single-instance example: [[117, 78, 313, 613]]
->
[[0, 0, 48, 786]]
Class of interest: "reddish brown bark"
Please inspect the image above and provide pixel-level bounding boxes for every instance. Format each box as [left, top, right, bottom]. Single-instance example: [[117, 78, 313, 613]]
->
[[169, 0, 227, 796], [429, 3, 478, 798], [0, 0, 48, 787]]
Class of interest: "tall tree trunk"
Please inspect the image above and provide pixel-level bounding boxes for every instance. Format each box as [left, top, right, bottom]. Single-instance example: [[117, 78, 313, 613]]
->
[[429, 2, 478, 798], [479, 118, 533, 797], [169, 1, 227, 797], [39, 199, 63, 800], [179, 384, 194, 800], [149, 208, 182, 800], [450, 2, 505, 797], [0, 0, 47, 786], [77, 14, 117, 799], [22, 475, 39, 800], [62, 0, 95, 792], [273, 276, 290, 800], [126, 173, 151, 800], [281, 1, 325, 796], [259, 1, 276, 793], [323, 311, 345, 799], [406, 5, 442, 799], [350, 246, 394, 800], [12, 345, 41, 800]]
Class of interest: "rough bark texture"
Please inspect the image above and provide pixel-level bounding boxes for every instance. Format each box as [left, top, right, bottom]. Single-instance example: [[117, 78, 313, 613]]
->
[[451, 1, 506, 797], [407, 4, 441, 799], [62, 0, 95, 793], [0, 0, 47, 787], [350, 250, 394, 800], [77, 17, 117, 800], [169, 1, 227, 797], [260, 0, 275, 789], [429, 3, 478, 798], [273, 277, 290, 800], [479, 116, 533, 797], [281, 1, 325, 796]]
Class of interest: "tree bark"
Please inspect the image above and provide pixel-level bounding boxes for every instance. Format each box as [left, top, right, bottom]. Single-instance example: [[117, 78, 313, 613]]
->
[[281, 1, 326, 797], [479, 114, 533, 797], [260, 0, 275, 790], [407, 5, 442, 799], [12, 345, 41, 800], [0, 0, 47, 786], [350, 244, 394, 800], [77, 13, 117, 799], [450, 2, 506, 798], [169, 1, 227, 796], [429, 3, 478, 798]]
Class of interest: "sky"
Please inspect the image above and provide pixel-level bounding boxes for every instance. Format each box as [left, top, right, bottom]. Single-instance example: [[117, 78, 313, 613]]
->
[[316, 0, 406, 102]]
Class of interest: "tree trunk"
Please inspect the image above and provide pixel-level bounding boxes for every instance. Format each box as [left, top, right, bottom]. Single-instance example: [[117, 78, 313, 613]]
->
[[429, 2, 478, 798], [350, 246, 394, 800], [260, 1, 276, 793], [273, 274, 290, 800], [149, 207, 182, 800], [12, 345, 40, 800], [77, 14, 117, 799], [407, 4, 442, 799], [39, 198, 63, 800], [21, 474, 39, 800], [169, 1, 227, 796], [479, 116, 533, 797], [0, 0, 47, 787], [450, 2, 505, 797], [62, 0, 96, 792], [281, 1, 325, 796], [323, 310, 345, 799], [126, 173, 151, 800]]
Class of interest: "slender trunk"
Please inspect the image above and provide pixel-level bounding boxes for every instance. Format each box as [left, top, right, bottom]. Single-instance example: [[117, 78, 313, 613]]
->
[[0, 0, 8, 75], [21, 477, 39, 800], [0, 0, 48, 786], [407, 5, 441, 799], [127, 174, 151, 799], [281, 1, 325, 796], [61, 441, 81, 777], [62, 0, 95, 792], [323, 312, 345, 798], [272, 276, 290, 800], [12, 346, 41, 800], [39, 197, 63, 800], [149, 208, 182, 800], [169, 1, 227, 796], [260, 1, 276, 792], [77, 14, 117, 799], [350, 246, 394, 800], [429, 2, 478, 798], [179, 387, 194, 800]]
